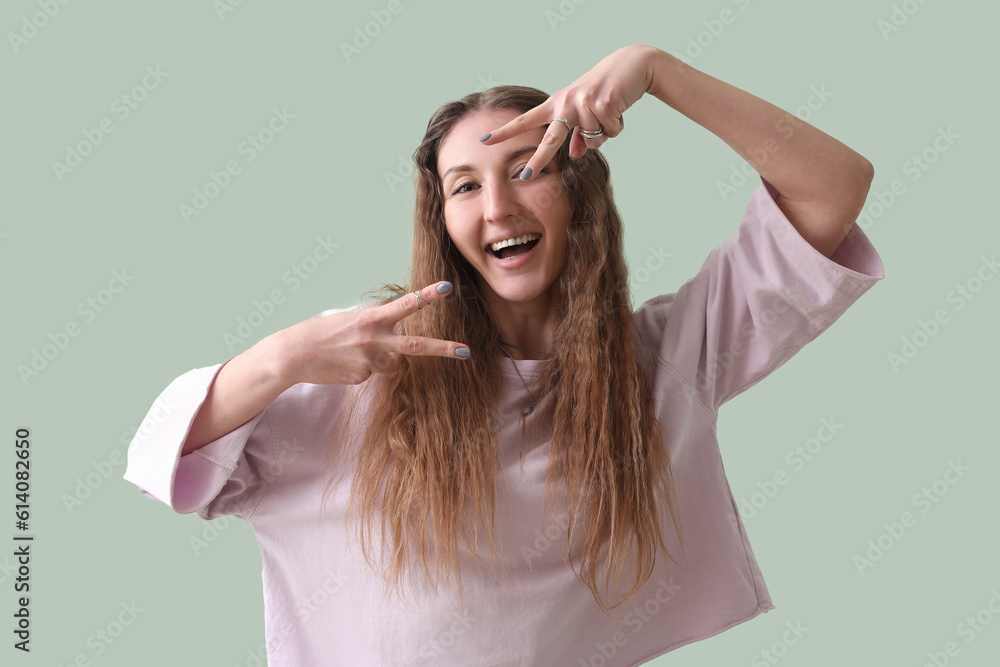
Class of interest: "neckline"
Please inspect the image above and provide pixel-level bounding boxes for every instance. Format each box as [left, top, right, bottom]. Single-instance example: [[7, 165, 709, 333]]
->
[[499, 356, 550, 378]]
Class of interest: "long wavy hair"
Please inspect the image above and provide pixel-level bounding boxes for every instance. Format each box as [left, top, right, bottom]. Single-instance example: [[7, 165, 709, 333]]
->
[[319, 85, 686, 619]]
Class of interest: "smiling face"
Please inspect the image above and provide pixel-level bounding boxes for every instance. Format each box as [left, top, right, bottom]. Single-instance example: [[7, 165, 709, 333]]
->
[[437, 108, 573, 314]]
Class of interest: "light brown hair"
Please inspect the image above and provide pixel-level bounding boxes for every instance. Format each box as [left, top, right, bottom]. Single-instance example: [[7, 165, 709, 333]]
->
[[321, 85, 686, 619]]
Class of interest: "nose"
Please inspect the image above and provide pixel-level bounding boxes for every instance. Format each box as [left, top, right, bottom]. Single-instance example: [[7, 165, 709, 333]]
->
[[482, 177, 521, 224]]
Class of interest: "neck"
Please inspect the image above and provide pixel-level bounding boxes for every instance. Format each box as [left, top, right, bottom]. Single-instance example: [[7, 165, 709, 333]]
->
[[483, 287, 558, 361], [498, 337, 553, 360]]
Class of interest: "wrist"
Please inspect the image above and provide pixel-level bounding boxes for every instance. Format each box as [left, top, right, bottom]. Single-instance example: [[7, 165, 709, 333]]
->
[[643, 47, 685, 103], [252, 330, 298, 392]]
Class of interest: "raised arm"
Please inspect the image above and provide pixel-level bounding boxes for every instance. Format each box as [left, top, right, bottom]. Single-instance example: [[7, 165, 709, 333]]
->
[[642, 46, 873, 258], [180, 340, 289, 456], [181, 280, 470, 455], [479, 44, 874, 259]]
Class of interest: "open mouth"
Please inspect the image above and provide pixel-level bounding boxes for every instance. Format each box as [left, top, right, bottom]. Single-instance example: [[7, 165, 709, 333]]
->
[[487, 236, 541, 261]]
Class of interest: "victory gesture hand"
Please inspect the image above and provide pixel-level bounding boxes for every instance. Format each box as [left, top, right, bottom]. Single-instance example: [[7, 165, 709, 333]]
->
[[479, 44, 656, 174], [272, 281, 471, 387]]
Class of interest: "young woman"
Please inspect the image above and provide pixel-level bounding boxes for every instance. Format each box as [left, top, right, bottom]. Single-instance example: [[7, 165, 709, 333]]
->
[[125, 44, 884, 665]]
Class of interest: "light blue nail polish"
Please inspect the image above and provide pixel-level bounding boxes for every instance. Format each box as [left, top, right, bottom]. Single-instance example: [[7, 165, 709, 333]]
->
[[479, 133, 492, 142], [437, 281, 452, 294], [520, 166, 532, 181], [455, 347, 471, 358]]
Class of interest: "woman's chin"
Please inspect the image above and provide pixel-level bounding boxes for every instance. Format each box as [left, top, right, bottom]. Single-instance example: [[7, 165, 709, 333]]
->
[[474, 271, 558, 309], [487, 282, 553, 308]]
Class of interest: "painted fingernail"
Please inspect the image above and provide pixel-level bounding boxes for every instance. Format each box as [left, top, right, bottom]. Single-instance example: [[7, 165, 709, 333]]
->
[[437, 281, 453, 294], [478, 133, 492, 142], [455, 347, 471, 358], [519, 166, 532, 181]]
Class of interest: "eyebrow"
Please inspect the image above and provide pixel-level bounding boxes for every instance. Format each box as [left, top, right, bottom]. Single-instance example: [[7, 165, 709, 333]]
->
[[441, 146, 539, 182]]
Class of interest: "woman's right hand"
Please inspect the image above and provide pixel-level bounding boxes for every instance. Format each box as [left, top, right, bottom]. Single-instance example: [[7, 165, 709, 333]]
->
[[266, 281, 470, 387]]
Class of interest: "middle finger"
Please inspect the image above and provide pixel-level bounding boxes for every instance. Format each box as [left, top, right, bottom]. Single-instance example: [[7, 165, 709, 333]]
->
[[570, 109, 608, 159], [519, 120, 572, 181]]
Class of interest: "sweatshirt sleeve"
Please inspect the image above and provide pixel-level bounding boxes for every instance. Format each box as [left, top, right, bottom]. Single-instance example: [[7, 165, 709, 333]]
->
[[123, 305, 362, 522], [642, 176, 885, 414], [122, 360, 274, 521]]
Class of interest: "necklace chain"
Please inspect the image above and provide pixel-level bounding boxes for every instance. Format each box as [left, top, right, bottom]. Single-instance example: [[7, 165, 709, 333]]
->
[[497, 337, 554, 356], [497, 338, 551, 416]]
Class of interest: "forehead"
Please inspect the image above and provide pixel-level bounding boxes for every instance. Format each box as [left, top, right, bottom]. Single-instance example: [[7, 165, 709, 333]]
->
[[436, 108, 546, 180]]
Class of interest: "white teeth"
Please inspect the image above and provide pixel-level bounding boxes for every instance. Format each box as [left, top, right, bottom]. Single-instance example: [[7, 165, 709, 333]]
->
[[490, 233, 540, 252]]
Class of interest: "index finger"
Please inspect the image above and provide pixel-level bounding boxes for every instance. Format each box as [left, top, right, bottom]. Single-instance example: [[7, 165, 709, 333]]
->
[[481, 108, 570, 182], [387, 280, 454, 320], [477, 103, 551, 146]]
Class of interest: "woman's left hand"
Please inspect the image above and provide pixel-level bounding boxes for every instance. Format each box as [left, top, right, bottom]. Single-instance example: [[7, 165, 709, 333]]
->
[[478, 44, 658, 176]]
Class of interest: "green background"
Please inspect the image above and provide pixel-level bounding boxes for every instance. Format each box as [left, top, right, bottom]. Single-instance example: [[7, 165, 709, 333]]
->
[[3, 0, 997, 665]]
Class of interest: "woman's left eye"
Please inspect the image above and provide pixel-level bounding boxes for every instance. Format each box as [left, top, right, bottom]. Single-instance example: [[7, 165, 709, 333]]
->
[[451, 167, 545, 195], [515, 165, 545, 178]]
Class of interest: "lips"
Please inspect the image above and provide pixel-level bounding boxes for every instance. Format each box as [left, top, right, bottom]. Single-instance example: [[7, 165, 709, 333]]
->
[[486, 235, 541, 270], [484, 233, 543, 253]]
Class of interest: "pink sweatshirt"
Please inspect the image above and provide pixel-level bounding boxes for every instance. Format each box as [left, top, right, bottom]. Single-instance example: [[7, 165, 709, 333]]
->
[[124, 178, 884, 666]]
